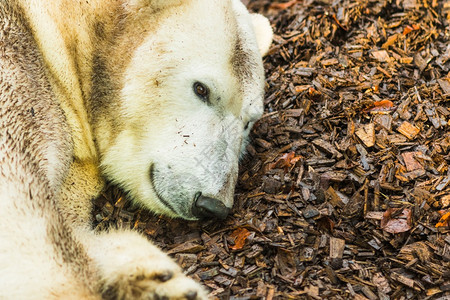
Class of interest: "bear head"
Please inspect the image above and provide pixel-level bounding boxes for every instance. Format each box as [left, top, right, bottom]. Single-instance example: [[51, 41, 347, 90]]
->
[[93, 0, 272, 220]]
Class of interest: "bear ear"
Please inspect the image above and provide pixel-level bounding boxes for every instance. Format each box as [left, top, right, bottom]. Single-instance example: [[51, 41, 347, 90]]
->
[[250, 13, 273, 57]]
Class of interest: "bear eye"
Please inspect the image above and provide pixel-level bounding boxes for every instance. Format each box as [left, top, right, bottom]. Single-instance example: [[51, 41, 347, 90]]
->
[[193, 82, 209, 101], [244, 121, 250, 130]]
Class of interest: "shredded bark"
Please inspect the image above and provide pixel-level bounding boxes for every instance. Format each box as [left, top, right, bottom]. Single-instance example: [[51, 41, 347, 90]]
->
[[94, 0, 450, 298]]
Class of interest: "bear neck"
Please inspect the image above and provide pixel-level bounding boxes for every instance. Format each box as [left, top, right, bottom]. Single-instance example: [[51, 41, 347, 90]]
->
[[16, 0, 181, 163], [10, 0, 117, 163]]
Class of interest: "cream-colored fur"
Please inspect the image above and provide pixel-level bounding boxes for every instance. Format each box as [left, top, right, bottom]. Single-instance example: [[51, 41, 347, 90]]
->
[[0, 0, 272, 298]]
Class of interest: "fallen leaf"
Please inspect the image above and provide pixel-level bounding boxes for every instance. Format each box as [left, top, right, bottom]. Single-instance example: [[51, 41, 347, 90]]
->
[[364, 100, 396, 113], [404, 24, 421, 35], [436, 211, 450, 228], [229, 228, 251, 250], [380, 208, 412, 234], [403, 25, 414, 35], [269, 151, 302, 172]]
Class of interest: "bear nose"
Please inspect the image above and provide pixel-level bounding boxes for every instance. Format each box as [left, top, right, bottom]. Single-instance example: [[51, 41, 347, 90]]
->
[[192, 192, 230, 220]]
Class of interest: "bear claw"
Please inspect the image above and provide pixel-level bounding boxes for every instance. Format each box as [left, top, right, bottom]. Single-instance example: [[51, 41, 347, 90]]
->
[[185, 290, 198, 300], [154, 270, 173, 282]]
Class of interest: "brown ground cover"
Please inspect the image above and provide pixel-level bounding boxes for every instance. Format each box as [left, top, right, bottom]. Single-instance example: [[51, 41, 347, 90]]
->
[[95, 0, 450, 298]]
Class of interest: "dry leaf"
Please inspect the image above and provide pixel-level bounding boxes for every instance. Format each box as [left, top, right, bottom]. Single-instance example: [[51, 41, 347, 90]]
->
[[381, 208, 412, 234], [364, 100, 395, 113], [404, 24, 421, 35], [229, 228, 251, 250], [269, 151, 302, 172], [403, 25, 414, 35], [436, 211, 450, 228]]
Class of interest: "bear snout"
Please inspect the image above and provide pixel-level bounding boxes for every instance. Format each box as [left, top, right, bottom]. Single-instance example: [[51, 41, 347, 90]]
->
[[191, 192, 230, 220]]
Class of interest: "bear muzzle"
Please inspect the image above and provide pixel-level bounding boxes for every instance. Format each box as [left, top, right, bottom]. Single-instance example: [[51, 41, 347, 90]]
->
[[191, 192, 230, 220]]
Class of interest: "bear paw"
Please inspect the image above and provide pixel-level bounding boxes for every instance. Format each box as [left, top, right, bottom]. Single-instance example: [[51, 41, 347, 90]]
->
[[101, 266, 206, 300], [82, 230, 207, 300]]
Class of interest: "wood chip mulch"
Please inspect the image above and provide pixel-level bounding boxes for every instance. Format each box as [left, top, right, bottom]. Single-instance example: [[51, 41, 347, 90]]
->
[[94, 0, 450, 299]]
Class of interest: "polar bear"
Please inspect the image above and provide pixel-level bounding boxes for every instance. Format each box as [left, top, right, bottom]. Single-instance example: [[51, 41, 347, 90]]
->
[[0, 0, 272, 299]]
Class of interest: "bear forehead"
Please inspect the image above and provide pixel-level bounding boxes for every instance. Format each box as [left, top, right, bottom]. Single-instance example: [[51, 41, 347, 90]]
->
[[133, 3, 262, 102], [114, 0, 264, 121]]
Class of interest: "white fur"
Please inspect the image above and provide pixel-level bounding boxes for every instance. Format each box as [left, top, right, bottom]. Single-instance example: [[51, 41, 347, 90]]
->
[[0, 0, 272, 298], [250, 13, 274, 56], [100, 0, 268, 218]]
